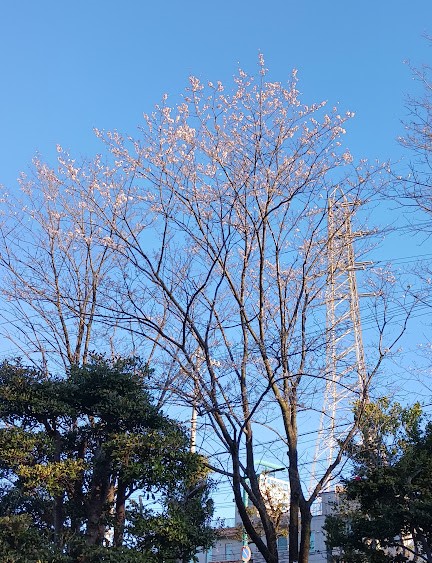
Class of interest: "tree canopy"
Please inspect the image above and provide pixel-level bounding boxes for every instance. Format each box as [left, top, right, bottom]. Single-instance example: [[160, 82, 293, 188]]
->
[[0, 356, 215, 562], [325, 399, 432, 562]]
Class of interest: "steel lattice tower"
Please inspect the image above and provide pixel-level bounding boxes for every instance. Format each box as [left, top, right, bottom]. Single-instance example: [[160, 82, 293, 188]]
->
[[311, 187, 369, 490]]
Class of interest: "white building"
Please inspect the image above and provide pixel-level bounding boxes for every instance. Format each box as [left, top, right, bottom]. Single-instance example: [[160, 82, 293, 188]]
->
[[198, 491, 337, 563]]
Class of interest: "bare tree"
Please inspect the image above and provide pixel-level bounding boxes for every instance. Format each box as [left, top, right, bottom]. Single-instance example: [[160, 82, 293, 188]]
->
[[397, 45, 432, 374], [42, 61, 409, 562], [399, 51, 432, 225], [0, 150, 126, 370]]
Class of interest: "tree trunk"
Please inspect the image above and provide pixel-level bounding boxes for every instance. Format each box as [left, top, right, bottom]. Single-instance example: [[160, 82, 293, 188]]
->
[[71, 435, 87, 534], [86, 497, 107, 546], [53, 493, 63, 547], [86, 446, 112, 546], [231, 459, 279, 563], [113, 479, 127, 547], [289, 485, 300, 562], [298, 503, 312, 563], [52, 429, 64, 547], [288, 446, 302, 563]]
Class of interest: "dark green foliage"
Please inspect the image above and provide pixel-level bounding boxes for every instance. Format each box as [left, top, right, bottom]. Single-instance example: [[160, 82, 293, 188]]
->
[[129, 467, 216, 562], [0, 356, 215, 562], [325, 399, 432, 562], [0, 513, 70, 563]]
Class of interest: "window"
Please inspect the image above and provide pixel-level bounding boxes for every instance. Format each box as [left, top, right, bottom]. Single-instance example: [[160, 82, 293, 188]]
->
[[278, 536, 288, 554], [310, 531, 316, 552]]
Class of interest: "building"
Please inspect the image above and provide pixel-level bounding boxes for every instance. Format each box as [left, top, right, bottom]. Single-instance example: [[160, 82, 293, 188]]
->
[[198, 491, 337, 563]]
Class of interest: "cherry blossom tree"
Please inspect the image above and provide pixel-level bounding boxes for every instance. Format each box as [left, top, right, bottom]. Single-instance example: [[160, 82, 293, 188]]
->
[[82, 59, 413, 563], [0, 152, 125, 370]]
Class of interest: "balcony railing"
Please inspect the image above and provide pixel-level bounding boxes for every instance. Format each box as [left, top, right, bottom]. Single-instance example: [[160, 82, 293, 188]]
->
[[210, 551, 250, 562]]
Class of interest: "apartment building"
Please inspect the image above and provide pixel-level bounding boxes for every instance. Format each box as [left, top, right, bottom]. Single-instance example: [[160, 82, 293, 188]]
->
[[198, 491, 337, 563]]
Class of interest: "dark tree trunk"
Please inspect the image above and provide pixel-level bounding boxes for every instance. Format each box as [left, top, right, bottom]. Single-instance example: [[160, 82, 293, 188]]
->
[[298, 502, 312, 563], [85, 446, 112, 546], [113, 479, 127, 547], [51, 429, 64, 547], [86, 496, 108, 545], [289, 485, 300, 562], [288, 451, 302, 563], [230, 450, 279, 563], [71, 436, 87, 534], [53, 493, 64, 547]]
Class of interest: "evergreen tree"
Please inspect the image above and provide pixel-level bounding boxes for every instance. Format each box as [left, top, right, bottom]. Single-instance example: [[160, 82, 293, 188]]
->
[[325, 399, 432, 562], [0, 356, 215, 562]]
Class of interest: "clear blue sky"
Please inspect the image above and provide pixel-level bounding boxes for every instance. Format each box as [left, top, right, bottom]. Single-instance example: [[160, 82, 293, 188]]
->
[[0, 0, 430, 426], [0, 0, 430, 190]]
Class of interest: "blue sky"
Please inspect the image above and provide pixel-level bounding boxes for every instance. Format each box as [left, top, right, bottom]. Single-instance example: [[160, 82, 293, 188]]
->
[[0, 0, 431, 190], [0, 3, 430, 397]]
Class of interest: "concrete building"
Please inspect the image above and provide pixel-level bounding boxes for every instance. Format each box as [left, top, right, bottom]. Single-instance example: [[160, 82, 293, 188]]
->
[[198, 491, 337, 563]]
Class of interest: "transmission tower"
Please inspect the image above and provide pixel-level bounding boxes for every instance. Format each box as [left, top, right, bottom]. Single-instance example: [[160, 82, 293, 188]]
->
[[311, 187, 369, 491]]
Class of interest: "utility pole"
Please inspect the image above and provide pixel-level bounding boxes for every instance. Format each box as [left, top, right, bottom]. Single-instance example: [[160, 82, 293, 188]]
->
[[190, 381, 197, 454]]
